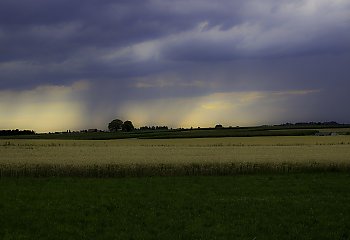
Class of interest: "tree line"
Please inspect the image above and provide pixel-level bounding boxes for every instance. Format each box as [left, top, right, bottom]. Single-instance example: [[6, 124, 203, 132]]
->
[[0, 129, 35, 136], [108, 119, 170, 132], [278, 121, 341, 126], [140, 126, 169, 130]]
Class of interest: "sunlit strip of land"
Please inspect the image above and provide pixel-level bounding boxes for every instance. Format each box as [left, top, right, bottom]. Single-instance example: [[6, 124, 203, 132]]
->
[[1, 136, 350, 177]]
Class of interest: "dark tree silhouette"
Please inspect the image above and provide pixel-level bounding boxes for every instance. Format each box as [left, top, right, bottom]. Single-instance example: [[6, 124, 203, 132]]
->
[[122, 120, 134, 132], [0, 129, 35, 136], [108, 119, 123, 132]]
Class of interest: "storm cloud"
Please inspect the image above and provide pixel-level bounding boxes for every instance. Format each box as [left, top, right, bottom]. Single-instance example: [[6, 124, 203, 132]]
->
[[1, 0, 350, 131]]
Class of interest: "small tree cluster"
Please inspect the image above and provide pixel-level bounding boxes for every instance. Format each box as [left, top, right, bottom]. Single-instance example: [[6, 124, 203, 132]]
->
[[108, 119, 134, 132], [140, 126, 169, 131]]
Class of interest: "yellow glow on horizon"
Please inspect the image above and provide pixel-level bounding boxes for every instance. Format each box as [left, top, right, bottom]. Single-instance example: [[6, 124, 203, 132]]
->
[[0, 82, 88, 132], [121, 89, 320, 128]]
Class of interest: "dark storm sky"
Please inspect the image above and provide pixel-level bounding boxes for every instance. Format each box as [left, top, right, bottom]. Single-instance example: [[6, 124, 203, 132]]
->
[[1, 0, 350, 131]]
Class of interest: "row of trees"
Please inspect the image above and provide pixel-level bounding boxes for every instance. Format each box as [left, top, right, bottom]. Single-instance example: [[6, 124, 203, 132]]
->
[[108, 119, 134, 132], [140, 126, 169, 131], [108, 119, 172, 132], [278, 121, 340, 126], [0, 129, 35, 136]]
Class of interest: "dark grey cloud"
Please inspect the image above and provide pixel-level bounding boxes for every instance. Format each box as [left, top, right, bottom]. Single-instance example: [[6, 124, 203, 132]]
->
[[0, 0, 207, 63], [1, 0, 350, 129]]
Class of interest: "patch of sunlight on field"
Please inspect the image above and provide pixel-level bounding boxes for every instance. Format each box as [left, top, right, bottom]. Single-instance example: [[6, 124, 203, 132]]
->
[[1, 136, 350, 165]]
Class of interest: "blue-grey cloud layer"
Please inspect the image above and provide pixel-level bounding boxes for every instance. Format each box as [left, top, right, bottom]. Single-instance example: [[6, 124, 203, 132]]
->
[[1, 0, 350, 129]]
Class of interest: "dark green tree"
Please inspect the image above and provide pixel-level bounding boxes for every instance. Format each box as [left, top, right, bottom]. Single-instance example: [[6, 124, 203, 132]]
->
[[108, 119, 123, 132], [122, 120, 134, 132]]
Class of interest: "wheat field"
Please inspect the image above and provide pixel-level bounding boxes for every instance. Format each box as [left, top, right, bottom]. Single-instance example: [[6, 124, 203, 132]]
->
[[1, 136, 350, 177]]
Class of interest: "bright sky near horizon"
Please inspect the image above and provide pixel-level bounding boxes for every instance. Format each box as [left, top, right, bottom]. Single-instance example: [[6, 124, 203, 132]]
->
[[1, 0, 350, 132]]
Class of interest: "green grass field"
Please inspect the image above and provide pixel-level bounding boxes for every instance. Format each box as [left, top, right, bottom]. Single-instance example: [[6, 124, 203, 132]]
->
[[1, 174, 350, 239]]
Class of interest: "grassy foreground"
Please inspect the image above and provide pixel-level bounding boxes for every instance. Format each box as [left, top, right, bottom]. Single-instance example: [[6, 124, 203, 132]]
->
[[1, 174, 350, 239]]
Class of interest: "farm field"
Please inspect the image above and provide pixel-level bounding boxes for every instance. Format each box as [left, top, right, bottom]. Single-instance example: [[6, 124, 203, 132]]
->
[[1, 136, 350, 239], [0, 127, 324, 140], [1, 174, 350, 239], [1, 136, 350, 177]]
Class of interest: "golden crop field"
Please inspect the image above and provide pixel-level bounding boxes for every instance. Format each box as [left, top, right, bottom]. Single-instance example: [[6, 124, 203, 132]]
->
[[1, 136, 350, 177]]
